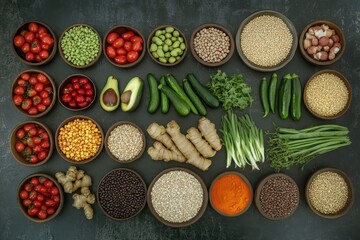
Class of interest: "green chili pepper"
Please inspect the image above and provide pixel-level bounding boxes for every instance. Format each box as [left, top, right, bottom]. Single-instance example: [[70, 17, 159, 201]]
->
[[260, 77, 270, 118], [269, 73, 278, 113], [279, 74, 292, 119], [291, 73, 302, 121]]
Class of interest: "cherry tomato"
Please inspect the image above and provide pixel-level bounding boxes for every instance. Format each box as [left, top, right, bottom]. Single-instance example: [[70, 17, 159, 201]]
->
[[33, 200, 42, 208], [29, 76, 38, 85], [39, 177, 47, 184], [19, 190, 29, 200], [33, 145, 43, 153], [41, 205, 48, 211], [28, 22, 39, 33], [122, 31, 135, 40], [23, 123, 35, 132], [28, 128, 37, 137], [40, 34, 54, 46], [106, 32, 119, 44], [28, 107, 38, 115], [37, 210, 47, 219], [22, 146, 33, 156], [106, 46, 116, 58], [126, 51, 139, 63], [71, 77, 79, 83], [45, 199, 56, 207], [35, 54, 42, 62], [68, 101, 76, 108], [29, 191, 38, 200], [16, 129, 26, 139], [114, 55, 127, 64], [32, 95, 41, 105], [21, 73, 30, 80], [73, 82, 80, 90], [79, 77, 88, 85], [47, 207, 55, 215], [41, 43, 50, 50], [13, 95, 24, 106], [84, 82, 92, 90], [61, 94, 72, 103], [116, 48, 127, 56], [38, 26, 47, 34], [124, 41, 133, 52], [17, 78, 26, 85], [38, 132, 49, 140], [23, 199, 32, 207], [26, 137, 34, 148], [14, 86, 25, 95], [85, 89, 94, 96], [36, 194, 45, 202], [52, 195, 60, 204], [37, 73, 48, 84], [39, 50, 49, 59], [21, 99, 32, 110], [40, 141, 49, 150], [32, 136, 41, 145], [30, 42, 41, 53], [112, 37, 124, 48], [39, 90, 49, 99], [27, 88, 37, 97], [21, 43, 30, 53], [44, 86, 52, 94], [42, 97, 51, 106], [15, 142, 25, 152], [71, 91, 77, 97], [38, 151, 47, 160], [24, 31, 35, 43], [30, 177, 40, 186], [34, 83, 44, 92], [28, 155, 39, 164], [85, 96, 93, 103], [130, 35, 143, 43], [43, 180, 54, 188], [34, 185, 42, 192], [77, 101, 88, 108], [77, 88, 86, 95], [14, 35, 25, 47], [132, 41, 143, 52], [37, 104, 46, 112], [75, 95, 85, 103], [50, 186, 59, 196], [27, 206, 39, 216], [24, 183, 34, 192]]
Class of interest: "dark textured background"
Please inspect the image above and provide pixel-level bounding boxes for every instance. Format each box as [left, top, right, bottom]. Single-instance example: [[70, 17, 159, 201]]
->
[[1, 0, 359, 239]]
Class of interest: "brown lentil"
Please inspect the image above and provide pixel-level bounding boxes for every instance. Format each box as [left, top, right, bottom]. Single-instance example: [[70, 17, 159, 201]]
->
[[240, 15, 293, 67], [193, 27, 230, 63], [305, 73, 349, 116], [151, 170, 203, 223], [308, 171, 348, 214], [58, 119, 102, 161]]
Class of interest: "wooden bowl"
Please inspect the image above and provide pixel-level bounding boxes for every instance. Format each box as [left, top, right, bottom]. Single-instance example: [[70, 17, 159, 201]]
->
[[299, 20, 345, 65], [303, 70, 352, 119], [11, 69, 56, 118], [305, 168, 354, 219], [58, 74, 97, 111], [55, 115, 104, 164], [147, 25, 187, 67], [104, 121, 146, 163], [209, 171, 253, 216], [12, 21, 57, 66], [10, 121, 54, 167], [58, 23, 102, 68], [147, 167, 208, 227], [17, 173, 64, 222], [190, 23, 235, 67], [103, 25, 145, 68], [235, 10, 298, 72]]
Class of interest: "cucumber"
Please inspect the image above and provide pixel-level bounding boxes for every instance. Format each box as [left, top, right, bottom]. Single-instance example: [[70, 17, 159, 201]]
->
[[165, 74, 198, 115], [186, 73, 220, 108], [147, 73, 160, 113], [260, 77, 269, 118], [160, 75, 170, 113], [158, 84, 190, 116], [269, 73, 278, 113], [183, 78, 207, 116], [278, 74, 292, 119], [291, 74, 302, 121]]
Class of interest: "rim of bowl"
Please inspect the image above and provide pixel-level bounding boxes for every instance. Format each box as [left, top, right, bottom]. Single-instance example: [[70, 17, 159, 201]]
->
[[209, 171, 253, 217], [97, 168, 147, 221], [11, 69, 56, 118], [255, 173, 299, 220], [104, 121, 146, 163], [103, 25, 146, 68], [147, 167, 208, 227], [235, 9, 298, 72], [305, 168, 354, 219], [303, 69, 352, 119], [299, 20, 346, 66], [190, 23, 235, 67], [17, 173, 64, 222], [58, 23, 102, 69], [147, 25, 188, 67], [58, 73, 97, 111], [55, 115, 104, 164], [12, 21, 57, 66]]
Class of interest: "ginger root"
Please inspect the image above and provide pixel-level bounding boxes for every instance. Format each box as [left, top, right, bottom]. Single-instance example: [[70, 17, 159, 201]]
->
[[72, 187, 96, 220], [186, 127, 216, 158], [147, 141, 186, 162], [198, 117, 222, 151]]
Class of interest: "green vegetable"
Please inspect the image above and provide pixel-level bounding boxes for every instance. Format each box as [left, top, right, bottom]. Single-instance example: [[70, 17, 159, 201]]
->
[[278, 74, 292, 119], [260, 77, 269, 118], [147, 73, 160, 113], [160, 75, 170, 113], [186, 73, 219, 108], [220, 111, 264, 170], [208, 70, 253, 110], [269, 73, 278, 113], [266, 124, 351, 172], [158, 84, 190, 116], [291, 74, 302, 121], [183, 78, 207, 116]]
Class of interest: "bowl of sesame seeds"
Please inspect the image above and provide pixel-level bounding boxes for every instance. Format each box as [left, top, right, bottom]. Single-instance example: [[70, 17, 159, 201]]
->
[[236, 10, 298, 72]]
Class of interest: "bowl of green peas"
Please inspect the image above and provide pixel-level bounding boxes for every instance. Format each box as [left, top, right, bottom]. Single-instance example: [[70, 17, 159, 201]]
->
[[59, 23, 102, 68], [147, 25, 187, 66]]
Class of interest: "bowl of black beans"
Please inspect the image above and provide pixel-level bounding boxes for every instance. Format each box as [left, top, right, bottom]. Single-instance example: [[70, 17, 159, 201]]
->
[[97, 168, 147, 221]]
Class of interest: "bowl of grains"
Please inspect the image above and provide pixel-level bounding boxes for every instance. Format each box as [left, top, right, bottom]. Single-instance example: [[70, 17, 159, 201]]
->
[[306, 168, 354, 219], [190, 23, 235, 67], [255, 173, 299, 220], [304, 70, 351, 119], [236, 10, 298, 72], [55, 115, 103, 164], [59, 23, 102, 68], [97, 168, 147, 220], [147, 167, 208, 227], [299, 20, 345, 65], [105, 121, 146, 163]]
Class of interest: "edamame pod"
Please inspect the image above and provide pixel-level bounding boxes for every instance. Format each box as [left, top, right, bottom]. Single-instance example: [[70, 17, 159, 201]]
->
[[279, 74, 292, 119], [147, 73, 160, 113], [291, 74, 302, 121], [260, 77, 270, 118], [269, 73, 278, 113]]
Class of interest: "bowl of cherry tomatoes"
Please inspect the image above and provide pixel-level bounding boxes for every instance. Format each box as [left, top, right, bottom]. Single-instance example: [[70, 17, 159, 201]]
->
[[103, 25, 145, 68], [12, 21, 56, 65], [58, 74, 96, 111], [10, 121, 54, 167], [12, 69, 56, 117], [17, 173, 63, 222]]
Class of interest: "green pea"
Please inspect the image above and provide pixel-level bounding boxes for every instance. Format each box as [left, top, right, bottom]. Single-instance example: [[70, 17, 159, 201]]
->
[[165, 27, 174, 33], [150, 42, 159, 51], [159, 35, 166, 41], [170, 49, 178, 57], [152, 52, 159, 58], [165, 33, 172, 39], [165, 39, 172, 46], [159, 57, 167, 63], [172, 41, 180, 48], [155, 30, 162, 37], [157, 48, 165, 57], [169, 57, 176, 63], [164, 52, 171, 58], [163, 44, 169, 52], [173, 30, 180, 37], [178, 37, 184, 43], [180, 42, 186, 50], [171, 37, 177, 42]]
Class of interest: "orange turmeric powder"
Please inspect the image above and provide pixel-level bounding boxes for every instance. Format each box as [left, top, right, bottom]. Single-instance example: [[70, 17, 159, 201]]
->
[[210, 173, 252, 215]]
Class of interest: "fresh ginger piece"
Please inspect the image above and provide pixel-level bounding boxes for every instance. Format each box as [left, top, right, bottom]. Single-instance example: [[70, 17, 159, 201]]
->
[[186, 127, 216, 158], [56, 167, 92, 193], [148, 141, 186, 162], [166, 120, 212, 171], [198, 117, 222, 151], [72, 188, 95, 220]]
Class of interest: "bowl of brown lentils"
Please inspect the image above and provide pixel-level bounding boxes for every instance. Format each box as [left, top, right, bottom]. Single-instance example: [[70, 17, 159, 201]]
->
[[190, 23, 235, 67]]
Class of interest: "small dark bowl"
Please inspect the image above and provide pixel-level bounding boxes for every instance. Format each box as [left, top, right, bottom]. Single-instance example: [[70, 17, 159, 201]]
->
[[236, 10, 298, 72], [10, 121, 54, 167], [17, 173, 64, 222], [147, 25, 187, 67], [58, 74, 97, 111], [190, 23, 235, 67], [105, 121, 146, 163], [103, 25, 145, 68], [147, 167, 208, 227], [55, 115, 104, 164], [255, 173, 299, 220], [306, 168, 354, 219], [11, 69, 56, 118], [303, 69, 352, 119], [299, 20, 345, 66], [59, 23, 102, 68], [12, 21, 57, 66], [97, 168, 147, 221], [209, 171, 253, 216]]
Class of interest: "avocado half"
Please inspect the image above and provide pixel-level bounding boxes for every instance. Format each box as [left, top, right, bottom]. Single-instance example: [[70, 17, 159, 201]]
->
[[100, 76, 120, 112], [121, 77, 144, 112]]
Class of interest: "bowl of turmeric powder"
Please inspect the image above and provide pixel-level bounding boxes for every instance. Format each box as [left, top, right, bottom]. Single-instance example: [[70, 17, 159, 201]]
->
[[209, 171, 253, 216]]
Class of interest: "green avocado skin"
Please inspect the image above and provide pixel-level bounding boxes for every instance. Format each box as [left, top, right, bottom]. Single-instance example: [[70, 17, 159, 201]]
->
[[121, 77, 144, 112], [100, 76, 120, 112]]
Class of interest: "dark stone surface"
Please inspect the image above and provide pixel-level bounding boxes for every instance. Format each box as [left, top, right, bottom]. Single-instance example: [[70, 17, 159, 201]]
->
[[1, 0, 359, 239]]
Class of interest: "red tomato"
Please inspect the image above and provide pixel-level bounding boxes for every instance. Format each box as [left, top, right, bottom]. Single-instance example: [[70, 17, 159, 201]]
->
[[38, 151, 47, 160], [77, 88, 86, 95], [28, 107, 38, 115], [29, 76, 38, 85], [39, 90, 49, 99], [27, 207, 39, 216], [17, 78, 27, 85], [40, 43, 50, 50], [32, 136, 41, 145], [114, 55, 127, 64], [73, 82, 80, 90], [23, 146, 33, 156], [85, 96, 93, 103], [42, 97, 51, 106], [21, 99, 32, 110], [38, 131, 49, 140], [85, 89, 94, 96], [116, 48, 127, 56], [50, 187, 59, 196], [16, 129, 26, 139], [14, 86, 25, 95], [126, 51, 139, 63], [32, 95, 41, 105], [112, 37, 125, 48], [77, 101, 88, 108], [40, 34, 54, 46], [28, 128, 37, 137], [24, 183, 34, 192], [29, 191, 38, 200], [45, 199, 56, 207], [71, 91, 77, 97], [47, 207, 55, 215], [13, 95, 23, 106], [26, 137, 34, 147], [33, 145, 43, 153], [52, 195, 60, 203], [28, 155, 39, 164], [39, 177, 47, 184], [24, 32, 35, 43], [79, 77, 88, 85], [61, 94, 72, 103], [21, 43, 30, 53], [38, 26, 47, 34], [43, 180, 54, 188], [34, 83, 44, 92], [30, 42, 41, 53], [37, 73, 48, 84], [44, 86, 52, 94], [75, 95, 85, 103], [36, 194, 45, 202], [122, 31, 135, 40], [40, 140, 50, 149], [27, 88, 37, 97], [15, 142, 25, 152], [106, 32, 119, 44], [19, 190, 29, 200], [106, 46, 116, 58], [130, 35, 143, 43], [21, 73, 30, 80], [68, 101, 76, 108], [23, 123, 35, 132], [124, 41, 133, 52], [23, 199, 32, 207], [37, 104, 46, 112], [34, 185, 42, 192], [83, 82, 92, 90], [35, 54, 42, 62], [14, 35, 25, 47], [28, 22, 39, 33], [71, 77, 79, 83], [33, 200, 42, 208], [41, 205, 48, 211], [132, 41, 143, 52], [37, 210, 48, 219], [39, 50, 49, 59]]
